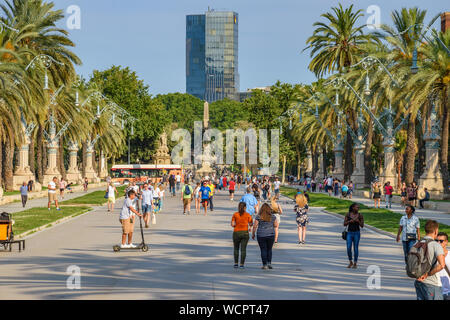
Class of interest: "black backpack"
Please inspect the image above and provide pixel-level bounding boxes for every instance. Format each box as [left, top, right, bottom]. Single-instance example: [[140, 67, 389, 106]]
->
[[184, 185, 191, 196], [406, 238, 434, 279]]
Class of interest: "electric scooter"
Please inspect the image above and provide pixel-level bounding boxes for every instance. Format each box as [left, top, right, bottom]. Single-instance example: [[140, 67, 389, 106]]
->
[[113, 198, 149, 253]]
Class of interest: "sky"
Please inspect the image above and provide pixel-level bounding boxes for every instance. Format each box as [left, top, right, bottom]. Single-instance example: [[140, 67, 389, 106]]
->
[[52, 0, 447, 96]]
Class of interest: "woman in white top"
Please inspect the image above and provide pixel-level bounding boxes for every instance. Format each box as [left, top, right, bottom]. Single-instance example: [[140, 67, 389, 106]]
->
[[159, 184, 165, 212], [107, 182, 118, 212], [153, 185, 161, 213], [194, 182, 201, 214]]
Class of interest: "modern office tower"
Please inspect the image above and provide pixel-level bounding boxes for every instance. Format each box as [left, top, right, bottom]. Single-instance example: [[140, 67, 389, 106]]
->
[[186, 9, 239, 102]]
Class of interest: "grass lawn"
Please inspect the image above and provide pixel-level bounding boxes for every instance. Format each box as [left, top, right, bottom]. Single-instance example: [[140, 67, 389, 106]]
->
[[61, 186, 127, 205], [4, 191, 21, 196], [281, 186, 450, 236], [11, 206, 91, 236]]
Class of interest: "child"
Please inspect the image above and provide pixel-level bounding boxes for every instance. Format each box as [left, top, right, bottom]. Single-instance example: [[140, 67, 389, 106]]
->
[[119, 190, 143, 248]]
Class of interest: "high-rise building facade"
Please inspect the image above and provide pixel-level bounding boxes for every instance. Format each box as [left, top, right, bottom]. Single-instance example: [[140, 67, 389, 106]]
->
[[186, 9, 239, 102]]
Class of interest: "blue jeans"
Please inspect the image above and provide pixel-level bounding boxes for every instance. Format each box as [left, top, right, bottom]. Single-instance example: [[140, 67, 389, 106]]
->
[[209, 196, 214, 210], [170, 185, 175, 196], [176, 182, 180, 191], [346, 231, 361, 263], [142, 204, 152, 214], [385, 195, 392, 208], [257, 235, 275, 265], [414, 281, 443, 300], [402, 240, 416, 263]]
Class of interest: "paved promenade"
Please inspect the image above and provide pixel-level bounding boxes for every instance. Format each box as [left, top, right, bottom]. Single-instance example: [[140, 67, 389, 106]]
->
[[0, 187, 416, 300]]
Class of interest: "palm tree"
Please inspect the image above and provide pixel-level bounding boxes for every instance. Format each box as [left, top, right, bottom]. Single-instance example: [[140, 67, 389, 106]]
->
[[305, 3, 380, 180], [376, 7, 439, 185]]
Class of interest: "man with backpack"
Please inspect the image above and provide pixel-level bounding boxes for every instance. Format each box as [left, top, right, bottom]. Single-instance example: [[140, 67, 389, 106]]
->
[[407, 220, 446, 300], [181, 182, 193, 215]]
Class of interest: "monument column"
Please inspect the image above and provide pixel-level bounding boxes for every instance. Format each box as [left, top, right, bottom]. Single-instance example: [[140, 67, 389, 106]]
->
[[333, 136, 344, 181], [305, 149, 313, 177], [380, 137, 397, 190], [419, 105, 444, 197], [99, 151, 108, 179], [66, 141, 82, 184], [350, 141, 366, 189], [13, 133, 36, 190], [42, 119, 61, 186], [84, 138, 99, 182]]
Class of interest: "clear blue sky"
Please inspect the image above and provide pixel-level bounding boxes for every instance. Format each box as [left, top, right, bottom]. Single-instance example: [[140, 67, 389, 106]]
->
[[54, 0, 446, 96]]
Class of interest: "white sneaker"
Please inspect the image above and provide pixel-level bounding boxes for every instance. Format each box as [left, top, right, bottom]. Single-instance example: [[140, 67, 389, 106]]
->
[[120, 244, 129, 249], [128, 243, 137, 248]]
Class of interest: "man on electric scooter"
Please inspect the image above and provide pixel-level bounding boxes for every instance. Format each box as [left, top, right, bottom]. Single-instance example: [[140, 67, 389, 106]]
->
[[119, 189, 143, 249]]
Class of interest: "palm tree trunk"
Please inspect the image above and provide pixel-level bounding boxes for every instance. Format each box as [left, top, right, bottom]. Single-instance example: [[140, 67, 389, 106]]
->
[[0, 140, 3, 189], [322, 146, 327, 177], [364, 117, 373, 184], [440, 92, 449, 195], [82, 141, 87, 178], [404, 116, 416, 185], [3, 139, 14, 191], [58, 137, 66, 180], [29, 134, 35, 176], [282, 155, 286, 184], [36, 125, 44, 183], [296, 145, 301, 180]]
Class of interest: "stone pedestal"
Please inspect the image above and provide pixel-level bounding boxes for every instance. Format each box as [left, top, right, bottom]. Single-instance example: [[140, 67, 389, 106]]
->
[[333, 148, 344, 181], [99, 151, 108, 179], [12, 142, 36, 191], [84, 146, 100, 183], [380, 141, 397, 190], [351, 145, 366, 189], [419, 140, 444, 196], [42, 141, 61, 186], [66, 142, 82, 184], [317, 153, 325, 179]]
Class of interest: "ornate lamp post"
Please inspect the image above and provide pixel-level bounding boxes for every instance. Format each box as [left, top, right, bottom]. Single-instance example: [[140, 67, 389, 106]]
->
[[25, 54, 64, 90]]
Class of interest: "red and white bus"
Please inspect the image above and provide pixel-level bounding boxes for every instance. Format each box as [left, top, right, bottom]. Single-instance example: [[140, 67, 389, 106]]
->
[[110, 164, 183, 185]]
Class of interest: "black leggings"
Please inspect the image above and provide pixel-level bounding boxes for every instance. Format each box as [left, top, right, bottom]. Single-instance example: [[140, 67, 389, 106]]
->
[[257, 235, 275, 265], [233, 231, 249, 265]]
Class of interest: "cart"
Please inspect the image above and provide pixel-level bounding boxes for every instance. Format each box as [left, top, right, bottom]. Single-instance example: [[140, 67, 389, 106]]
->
[[0, 213, 25, 252]]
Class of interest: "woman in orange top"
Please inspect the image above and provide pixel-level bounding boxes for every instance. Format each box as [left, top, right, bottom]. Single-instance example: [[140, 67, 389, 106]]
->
[[231, 202, 253, 269]]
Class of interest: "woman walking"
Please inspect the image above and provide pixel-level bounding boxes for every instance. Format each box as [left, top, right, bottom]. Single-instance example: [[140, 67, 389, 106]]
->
[[107, 182, 118, 212], [231, 202, 253, 269], [396, 205, 421, 263], [294, 194, 310, 244], [344, 203, 364, 269], [400, 182, 407, 207], [372, 181, 381, 208], [271, 196, 283, 243], [83, 177, 89, 192], [252, 203, 278, 269], [59, 178, 67, 200], [194, 182, 201, 214]]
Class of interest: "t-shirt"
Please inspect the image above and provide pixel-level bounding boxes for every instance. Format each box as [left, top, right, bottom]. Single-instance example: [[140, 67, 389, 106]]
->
[[48, 181, 56, 194], [255, 215, 276, 237], [200, 186, 211, 200], [385, 185, 393, 195], [108, 186, 115, 198], [421, 236, 445, 287], [176, 175, 181, 182], [153, 187, 161, 198], [229, 181, 236, 191], [327, 178, 333, 186], [120, 198, 134, 220], [223, 177, 227, 187], [274, 181, 281, 190], [232, 212, 252, 232], [240, 193, 258, 216], [207, 184, 215, 196], [60, 181, 66, 189], [182, 185, 193, 199], [141, 189, 153, 205], [438, 254, 450, 295], [341, 185, 349, 192], [20, 186, 28, 196], [399, 215, 420, 242]]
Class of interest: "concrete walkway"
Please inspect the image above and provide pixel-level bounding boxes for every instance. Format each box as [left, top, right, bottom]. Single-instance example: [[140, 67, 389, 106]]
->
[[0, 187, 416, 300], [0, 187, 107, 214]]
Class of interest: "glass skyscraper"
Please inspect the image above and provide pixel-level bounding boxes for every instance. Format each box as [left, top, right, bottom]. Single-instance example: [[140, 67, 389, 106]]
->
[[186, 9, 239, 102]]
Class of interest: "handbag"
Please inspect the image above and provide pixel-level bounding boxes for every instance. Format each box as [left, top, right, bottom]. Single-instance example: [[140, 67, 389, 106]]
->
[[104, 191, 109, 199], [406, 233, 417, 241], [342, 225, 348, 240]]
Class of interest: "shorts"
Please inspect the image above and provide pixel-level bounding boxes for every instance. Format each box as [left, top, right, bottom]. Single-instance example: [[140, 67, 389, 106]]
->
[[120, 218, 135, 234], [229, 190, 235, 194], [274, 213, 281, 224], [48, 193, 57, 202], [274, 189, 280, 194], [108, 197, 116, 204], [142, 203, 151, 213], [60, 188, 65, 192], [373, 192, 381, 199], [201, 199, 209, 205], [183, 198, 191, 207]]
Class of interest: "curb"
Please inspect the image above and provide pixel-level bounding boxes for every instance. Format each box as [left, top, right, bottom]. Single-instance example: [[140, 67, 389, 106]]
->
[[15, 207, 93, 240], [279, 191, 397, 240], [321, 209, 396, 239]]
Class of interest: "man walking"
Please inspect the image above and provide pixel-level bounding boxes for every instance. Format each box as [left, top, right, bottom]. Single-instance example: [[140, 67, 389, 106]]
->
[[413, 220, 446, 300], [181, 182, 193, 215], [175, 173, 181, 191], [20, 182, 28, 208], [48, 177, 61, 211], [199, 181, 211, 216], [273, 177, 281, 197], [240, 187, 259, 221], [436, 232, 450, 300], [169, 174, 176, 197], [207, 180, 215, 211], [419, 188, 430, 209], [140, 183, 153, 228]]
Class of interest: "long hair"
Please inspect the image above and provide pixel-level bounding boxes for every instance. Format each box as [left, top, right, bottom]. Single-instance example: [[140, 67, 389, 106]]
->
[[259, 203, 272, 222], [295, 194, 307, 208], [349, 203, 359, 214], [238, 202, 246, 216], [271, 196, 279, 213]]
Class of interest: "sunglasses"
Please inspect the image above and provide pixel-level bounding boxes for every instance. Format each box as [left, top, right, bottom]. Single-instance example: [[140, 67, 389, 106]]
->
[[436, 239, 446, 243]]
